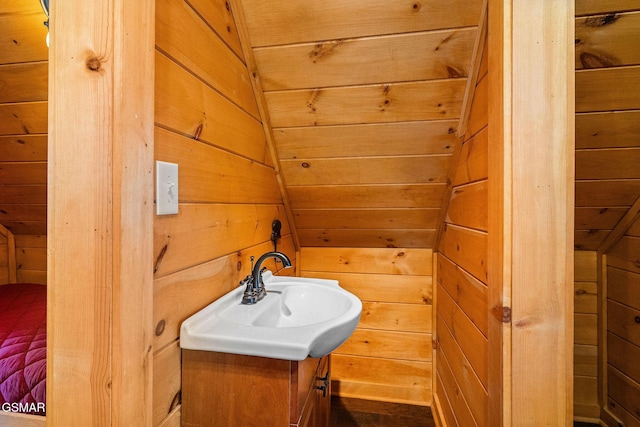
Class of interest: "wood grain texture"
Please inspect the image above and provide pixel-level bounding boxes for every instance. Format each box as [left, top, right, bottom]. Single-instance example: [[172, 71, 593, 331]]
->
[[155, 52, 268, 163], [155, 127, 282, 205], [266, 79, 466, 128], [281, 155, 451, 186], [47, 0, 155, 425], [436, 345, 476, 427], [607, 366, 640, 426], [0, 102, 47, 135], [155, 0, 258, 118], [451, 127, 488, 187], [300, 271, 431, 305], [187, 0, 244, 58], [302, 247, 432, 405], [574, 3, 640, 267], [254, 29, 476, 90], [153, 203, 291, 277], [296, 228, 436, 249], [240, 0, 483, 47], [288, 184, 447, 210], [274, 121, 457, 160], [574, 251, 599, 420], [576, 148, 640, 180], [437, 318, 488, 426], [576, 111, 640, 149], [576, 66, 640, 113], [181, 351, 291, 426], [437, 254, 488, 337], [0, 3, 48, 242], [437, 282, 488, 388], [0, 5, 48, 65], [233, 0, 484, 250], [153, 342, 182, 426], [445, 181, 488, 232], [575, 11, 640, 70], [576, 0, 640, 16], [0, 62, 48, 103], [292, 208, 440, 230], [331, 354, 432, 405]]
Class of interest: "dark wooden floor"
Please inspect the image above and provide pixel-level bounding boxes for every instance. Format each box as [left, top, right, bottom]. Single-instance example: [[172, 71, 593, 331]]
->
[[330, 397, 600, 427], [331, 397, 435, 427]]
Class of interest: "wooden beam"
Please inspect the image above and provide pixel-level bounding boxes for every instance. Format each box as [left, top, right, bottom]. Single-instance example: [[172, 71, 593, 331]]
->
[[489, 0, 575, 425], [227, 0, 300, 252], [47, 0, 155, 425], [434, 2, 487, 252], [457, 0, 488, 140], [597, 195, 640, 254]]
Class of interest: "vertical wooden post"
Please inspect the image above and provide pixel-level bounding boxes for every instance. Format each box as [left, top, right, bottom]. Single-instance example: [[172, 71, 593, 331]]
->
[[47, 0, 155, 425], [488, 0, 575, 425]]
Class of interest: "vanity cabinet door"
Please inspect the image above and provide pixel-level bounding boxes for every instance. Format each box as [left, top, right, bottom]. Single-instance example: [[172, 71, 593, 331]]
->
[[296, 355, 330, 427], [182, 350, 331, 427], [314, 355, 331, 427]]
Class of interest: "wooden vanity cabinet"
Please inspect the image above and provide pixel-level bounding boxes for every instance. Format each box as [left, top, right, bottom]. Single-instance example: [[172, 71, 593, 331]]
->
[[181, 350, 330, 427]]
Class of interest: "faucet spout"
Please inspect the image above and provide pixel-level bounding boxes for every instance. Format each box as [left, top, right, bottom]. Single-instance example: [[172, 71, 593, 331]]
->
[[241, 251, 292, 305]]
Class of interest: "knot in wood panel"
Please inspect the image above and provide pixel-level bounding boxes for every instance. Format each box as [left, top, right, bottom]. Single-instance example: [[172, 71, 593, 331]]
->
[[86, 55, 104, 73], [193, 122, 203, 140], [446, 65, 464, 78], [379, 85, 392, 111], [579, 52, 616, 69], [154, 243, 168, 273], [307, 89, 321, 112], [492, 305, 512, 323], [584, 13, 618, 27], [155, 319, 166, 336], [309, 40, 344, 63], [435, 34, 454, 51]]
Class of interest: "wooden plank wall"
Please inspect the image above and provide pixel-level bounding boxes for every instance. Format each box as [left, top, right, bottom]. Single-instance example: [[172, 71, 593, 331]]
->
[[0, 0, 48, 285], [574, 1, 640, 250], [15, 235, 46, 284], [434, 29, 489, 427], [574, 251, 600, 421], [605, 217, 640, 426], [152, 0, 294, 425], [300, 247, 433, 406]]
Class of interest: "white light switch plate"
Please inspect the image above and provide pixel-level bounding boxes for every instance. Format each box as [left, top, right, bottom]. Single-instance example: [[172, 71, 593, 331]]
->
[[156, 161, 179, 215]]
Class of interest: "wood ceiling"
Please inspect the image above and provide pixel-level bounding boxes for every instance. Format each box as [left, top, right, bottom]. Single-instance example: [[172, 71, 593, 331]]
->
[[234, 0, 484, 249], [1, 0, 639, 253]]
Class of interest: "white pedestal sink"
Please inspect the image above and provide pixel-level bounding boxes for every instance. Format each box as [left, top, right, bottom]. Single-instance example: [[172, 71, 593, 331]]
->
[[180, 271, 362, 360]]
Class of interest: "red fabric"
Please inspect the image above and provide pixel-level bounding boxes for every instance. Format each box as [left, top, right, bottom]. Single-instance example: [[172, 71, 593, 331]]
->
[[0, 284, 46, 415]]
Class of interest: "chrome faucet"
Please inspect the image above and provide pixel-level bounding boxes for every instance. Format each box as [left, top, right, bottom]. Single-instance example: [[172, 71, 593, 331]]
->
[[241, 251, 292, 304]]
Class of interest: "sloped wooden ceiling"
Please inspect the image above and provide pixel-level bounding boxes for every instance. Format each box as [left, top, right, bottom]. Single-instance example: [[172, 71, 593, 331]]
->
[[574, 1, 640, 251], [234, 0, 484, 249]]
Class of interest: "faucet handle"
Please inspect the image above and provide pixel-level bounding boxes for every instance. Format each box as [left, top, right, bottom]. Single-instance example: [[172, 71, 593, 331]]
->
[[239, 275, 253, 287]]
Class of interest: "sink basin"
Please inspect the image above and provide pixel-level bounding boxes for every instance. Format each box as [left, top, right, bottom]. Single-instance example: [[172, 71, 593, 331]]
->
[[180, 271, 362, 360]]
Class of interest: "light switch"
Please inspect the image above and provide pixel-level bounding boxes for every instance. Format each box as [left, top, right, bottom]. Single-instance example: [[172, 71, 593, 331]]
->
[[156, 161, 179, 215]]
